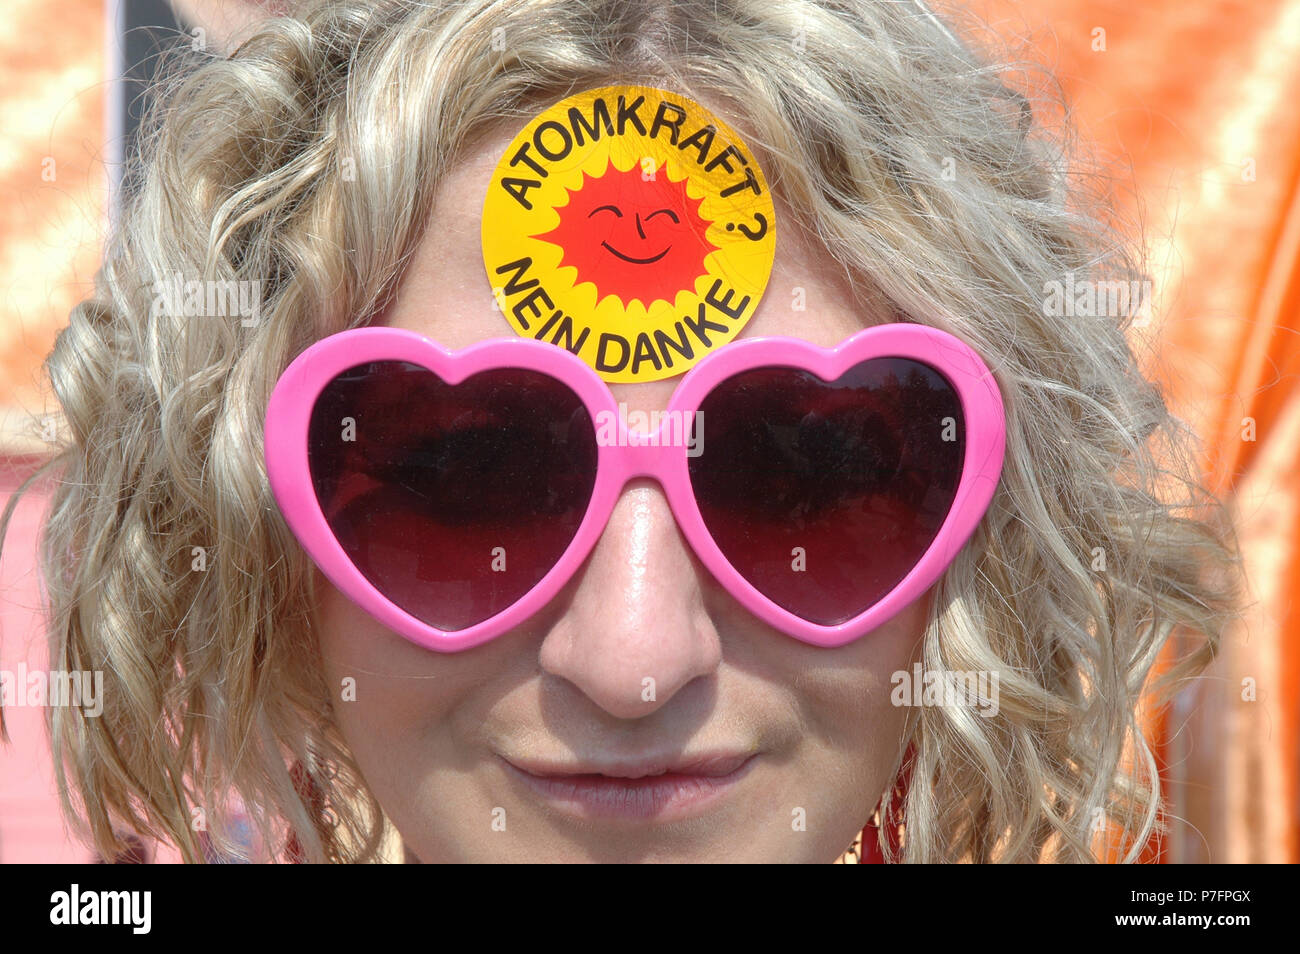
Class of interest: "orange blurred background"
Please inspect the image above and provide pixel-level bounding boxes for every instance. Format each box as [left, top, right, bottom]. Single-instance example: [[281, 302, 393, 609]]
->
[[0, 0, 1295, 862]]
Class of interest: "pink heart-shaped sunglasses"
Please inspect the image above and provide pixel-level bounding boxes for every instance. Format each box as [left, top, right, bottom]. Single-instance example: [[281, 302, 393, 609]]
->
[[264, 322, 1006, 652]]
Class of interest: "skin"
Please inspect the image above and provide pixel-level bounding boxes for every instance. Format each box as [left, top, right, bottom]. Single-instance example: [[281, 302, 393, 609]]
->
[[312, 101, 932, 863]]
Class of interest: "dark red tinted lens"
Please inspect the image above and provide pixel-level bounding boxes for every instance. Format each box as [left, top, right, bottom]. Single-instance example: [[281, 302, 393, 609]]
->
[[307, 363, 597, 631], [688, 358, 964, 626]]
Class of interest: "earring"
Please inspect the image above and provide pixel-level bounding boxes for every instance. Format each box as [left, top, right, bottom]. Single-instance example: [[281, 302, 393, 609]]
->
[[833, 819, 869, 864]]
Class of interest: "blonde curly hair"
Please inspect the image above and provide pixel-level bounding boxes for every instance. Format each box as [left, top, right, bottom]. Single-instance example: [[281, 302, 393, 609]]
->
[[0, 0, 1246, 862]]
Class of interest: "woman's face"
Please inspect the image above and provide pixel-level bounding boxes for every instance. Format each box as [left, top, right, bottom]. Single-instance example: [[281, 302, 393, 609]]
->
[[312, 111, 931, 863]]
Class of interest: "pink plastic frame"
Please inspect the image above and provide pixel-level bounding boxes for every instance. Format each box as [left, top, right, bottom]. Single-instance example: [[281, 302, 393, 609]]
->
[[265, 323, 1006, 652]]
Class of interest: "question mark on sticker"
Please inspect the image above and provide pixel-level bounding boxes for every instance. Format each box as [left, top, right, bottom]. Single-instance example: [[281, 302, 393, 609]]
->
[[726, 212, 768, 241]]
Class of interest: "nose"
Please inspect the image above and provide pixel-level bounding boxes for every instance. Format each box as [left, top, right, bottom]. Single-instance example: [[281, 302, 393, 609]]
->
[[635, 211, 646, 239], [538, 478, 722, 719]]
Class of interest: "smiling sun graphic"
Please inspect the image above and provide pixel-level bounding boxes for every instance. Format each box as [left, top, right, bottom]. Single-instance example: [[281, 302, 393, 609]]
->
[[481, 85, 778, 384], [531, 158, 720, 310]]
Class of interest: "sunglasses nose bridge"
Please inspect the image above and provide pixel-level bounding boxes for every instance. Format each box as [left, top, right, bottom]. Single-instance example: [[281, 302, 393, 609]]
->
[[613, 431, 677, 481], [598, 438, 686, 536]]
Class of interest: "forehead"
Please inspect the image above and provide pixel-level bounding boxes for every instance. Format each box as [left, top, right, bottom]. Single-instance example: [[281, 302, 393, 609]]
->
[[379, 107, 883, 357]]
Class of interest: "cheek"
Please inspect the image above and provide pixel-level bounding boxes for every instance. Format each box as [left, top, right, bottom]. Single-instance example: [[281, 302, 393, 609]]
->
[[315, 581, 446, 739], [312, 573, 501, 798], [782, 597, 927, 803]]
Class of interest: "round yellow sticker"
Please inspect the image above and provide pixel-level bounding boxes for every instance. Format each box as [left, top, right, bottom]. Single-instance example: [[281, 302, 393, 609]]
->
[[481, 85, 777, 383]]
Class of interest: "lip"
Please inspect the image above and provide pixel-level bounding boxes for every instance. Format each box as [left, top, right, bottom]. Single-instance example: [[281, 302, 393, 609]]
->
[[500, 751, 757, 822], [602, 241, 671, 264]]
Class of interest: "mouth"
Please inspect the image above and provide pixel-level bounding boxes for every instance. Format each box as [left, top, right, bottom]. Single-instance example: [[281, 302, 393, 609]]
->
[[499, 751, 757, 821], [601, 241, 671, 265]]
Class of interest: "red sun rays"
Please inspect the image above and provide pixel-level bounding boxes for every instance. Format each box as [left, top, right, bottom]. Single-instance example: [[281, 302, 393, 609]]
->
[[531, 159, 719, 310]]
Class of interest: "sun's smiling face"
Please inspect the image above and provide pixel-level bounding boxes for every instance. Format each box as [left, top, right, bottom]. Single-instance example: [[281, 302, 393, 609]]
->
[[593, 203, 678, 265], [532, 159, 719, 310]]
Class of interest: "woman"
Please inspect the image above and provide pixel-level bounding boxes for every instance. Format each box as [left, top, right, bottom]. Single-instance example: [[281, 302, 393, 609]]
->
[[0, 0, 1244, 862]]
